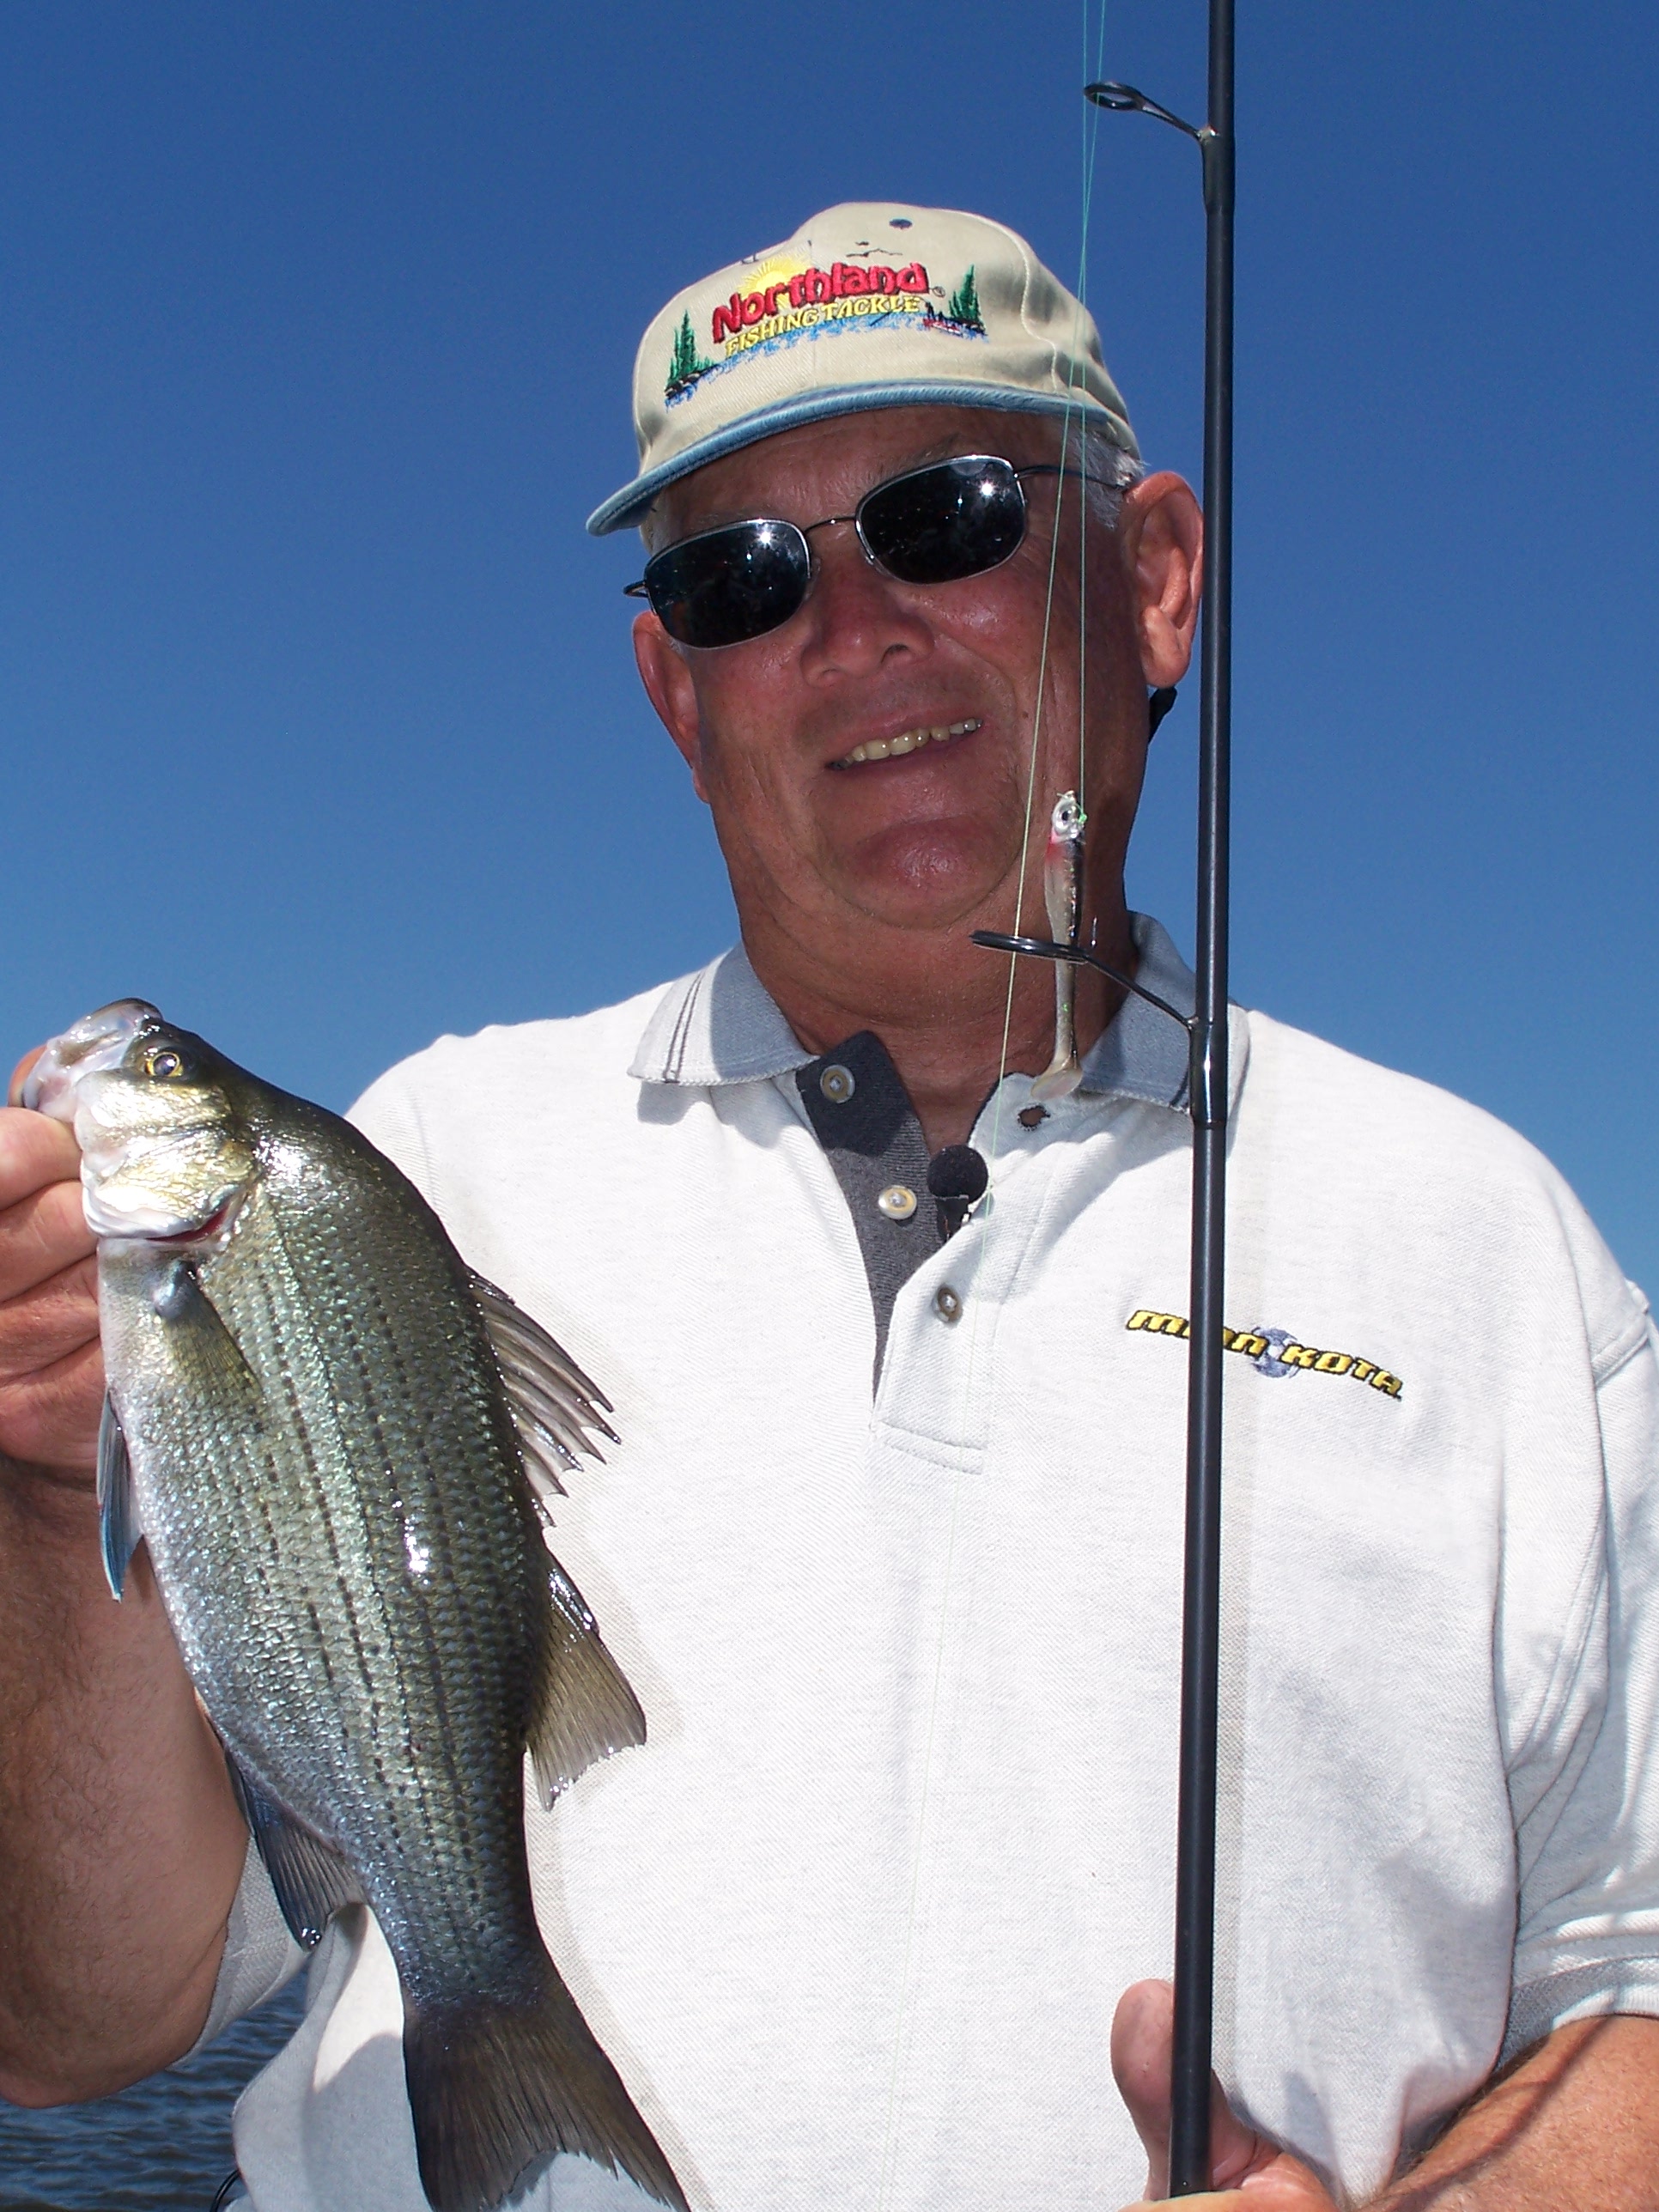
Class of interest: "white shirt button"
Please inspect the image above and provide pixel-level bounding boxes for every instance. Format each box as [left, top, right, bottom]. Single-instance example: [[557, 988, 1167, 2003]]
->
[[933, 1285, 963, 1323], [878, 1184, 918, 1220]]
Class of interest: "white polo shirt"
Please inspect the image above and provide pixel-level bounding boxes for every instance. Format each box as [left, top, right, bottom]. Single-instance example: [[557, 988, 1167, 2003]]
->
[[210, 917, 1659, 2212]]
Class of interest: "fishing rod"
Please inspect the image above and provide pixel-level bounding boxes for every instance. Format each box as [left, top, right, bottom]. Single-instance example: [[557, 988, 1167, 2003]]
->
[[972, 0, 1235, 2193]]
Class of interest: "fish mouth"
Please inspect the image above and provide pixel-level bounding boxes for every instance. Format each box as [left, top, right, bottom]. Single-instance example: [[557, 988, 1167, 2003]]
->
[[82, 1146, 249, 1244], [22, 1001, 161, 1122], [142, 1194, 242, 1249], [828, 718, 981, 769]]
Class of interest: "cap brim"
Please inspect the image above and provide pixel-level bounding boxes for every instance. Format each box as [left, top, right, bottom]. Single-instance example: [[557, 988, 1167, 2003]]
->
[[586, 381, 1138, 536]]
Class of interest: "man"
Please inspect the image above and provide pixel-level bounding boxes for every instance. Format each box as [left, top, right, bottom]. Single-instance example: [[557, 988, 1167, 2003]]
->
[[2, 202, 1657, 2211]]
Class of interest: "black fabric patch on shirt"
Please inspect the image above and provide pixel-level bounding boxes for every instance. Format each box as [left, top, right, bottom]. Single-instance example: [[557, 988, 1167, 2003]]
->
[[796, 1032, 945, 1380]]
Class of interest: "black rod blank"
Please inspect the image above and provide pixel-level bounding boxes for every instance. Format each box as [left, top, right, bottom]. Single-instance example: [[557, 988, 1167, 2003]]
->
[[1085, 0, 1237, 2191], [1171, 0, 1233, 2191]]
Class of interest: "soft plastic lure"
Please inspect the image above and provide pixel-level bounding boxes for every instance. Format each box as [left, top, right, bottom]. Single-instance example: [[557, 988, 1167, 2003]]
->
[[1030, 790, 1086, 1102]]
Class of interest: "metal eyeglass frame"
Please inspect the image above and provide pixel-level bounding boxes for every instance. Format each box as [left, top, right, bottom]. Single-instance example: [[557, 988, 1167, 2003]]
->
[[622, 455, 1117, 633]]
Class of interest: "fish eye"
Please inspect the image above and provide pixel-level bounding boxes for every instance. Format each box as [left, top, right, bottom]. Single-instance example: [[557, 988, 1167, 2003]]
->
[[145, 1048, 185, 1079]]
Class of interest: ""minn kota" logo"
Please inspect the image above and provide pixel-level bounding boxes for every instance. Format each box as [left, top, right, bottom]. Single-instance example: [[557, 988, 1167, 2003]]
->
[[1126, 1309, 1403, 1398]]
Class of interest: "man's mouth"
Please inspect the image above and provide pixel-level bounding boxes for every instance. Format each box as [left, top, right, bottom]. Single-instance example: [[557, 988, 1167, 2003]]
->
[[830, 718, 982, 769]]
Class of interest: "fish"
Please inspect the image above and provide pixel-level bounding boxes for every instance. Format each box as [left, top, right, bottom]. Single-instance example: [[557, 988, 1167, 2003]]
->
[[23, 1001, 688, 2212], [1029, 790, 1086, 1103]]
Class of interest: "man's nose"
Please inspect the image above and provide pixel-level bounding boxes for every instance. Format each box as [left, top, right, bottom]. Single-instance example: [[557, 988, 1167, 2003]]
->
[[796, 523, 933, 679]]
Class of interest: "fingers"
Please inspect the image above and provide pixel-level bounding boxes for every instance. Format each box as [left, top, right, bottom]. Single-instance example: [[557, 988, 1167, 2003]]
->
[[0, 1109, 92, 1307], [1112, 1978, 1176, 2196], [0, 1337, 105, 1474], [0, 1107, 84, 1219], [0, 1173, 94, 1305], [0, 1253, 99, 1380], [1119, 2198, 1250, 2210], [0, 1100, 101, 1478], [1118, 2184, 1331, 2212], [1110, 1979, 1269, 2198]]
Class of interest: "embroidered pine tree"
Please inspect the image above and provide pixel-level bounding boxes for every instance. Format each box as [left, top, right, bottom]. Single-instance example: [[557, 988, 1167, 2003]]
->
[[946, 267, 985, 331], [666, 312, 714, 394]]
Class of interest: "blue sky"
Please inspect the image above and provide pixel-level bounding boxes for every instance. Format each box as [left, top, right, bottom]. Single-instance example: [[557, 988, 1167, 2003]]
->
[[3, 2, 1656, 1285]]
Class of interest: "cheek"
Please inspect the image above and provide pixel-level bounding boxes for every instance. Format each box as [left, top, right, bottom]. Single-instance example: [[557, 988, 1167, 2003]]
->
[[685, 648, 801, 782], [691, 702, 802, 822], [691, 642, 878, 828], [925, 564, 1053, 659], [925, 535, 1120, 685]]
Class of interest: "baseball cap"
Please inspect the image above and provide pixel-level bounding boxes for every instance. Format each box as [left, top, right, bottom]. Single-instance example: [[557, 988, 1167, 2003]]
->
[[586, 201, 1139, 537]]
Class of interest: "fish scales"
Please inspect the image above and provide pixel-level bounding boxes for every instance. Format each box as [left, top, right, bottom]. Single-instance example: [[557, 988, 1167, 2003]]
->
[[105, 1170, 544, 1985], [184, 1133, 546, 1977], [27, 1002, 685, 2212]]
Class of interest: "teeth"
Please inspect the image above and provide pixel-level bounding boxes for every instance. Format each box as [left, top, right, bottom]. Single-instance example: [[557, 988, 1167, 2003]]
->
[[838, 718, 981, 767]]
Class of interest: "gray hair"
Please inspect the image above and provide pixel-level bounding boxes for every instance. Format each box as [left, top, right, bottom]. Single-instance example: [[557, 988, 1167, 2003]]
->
[[1070, 417, 1144, 536]]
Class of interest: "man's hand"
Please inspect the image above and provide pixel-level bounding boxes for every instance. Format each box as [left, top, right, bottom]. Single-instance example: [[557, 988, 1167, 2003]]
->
[[1111, 1979, 1335, 2209], [0, 1042, 247, 2106], [1111, 1978, 1659, 2209], [0, 1047, 103, 1477]]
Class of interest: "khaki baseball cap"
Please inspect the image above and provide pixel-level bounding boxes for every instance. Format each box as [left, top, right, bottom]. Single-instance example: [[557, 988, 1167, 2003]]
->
[[586, 200, 1139, 536]]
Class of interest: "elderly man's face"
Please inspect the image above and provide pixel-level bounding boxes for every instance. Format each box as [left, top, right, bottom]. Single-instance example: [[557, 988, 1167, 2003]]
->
[[632, 405, 1200, 988]]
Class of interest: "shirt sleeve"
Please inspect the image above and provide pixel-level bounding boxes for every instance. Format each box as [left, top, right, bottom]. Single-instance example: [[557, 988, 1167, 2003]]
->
[[346, 1063, 435, 1196], [1504, 1310, 1659, 2058], [189, 1836, 308, 2053]]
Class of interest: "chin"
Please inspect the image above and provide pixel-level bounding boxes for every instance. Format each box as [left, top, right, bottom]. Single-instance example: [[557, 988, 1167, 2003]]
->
[[831, 823, 1010, 933]]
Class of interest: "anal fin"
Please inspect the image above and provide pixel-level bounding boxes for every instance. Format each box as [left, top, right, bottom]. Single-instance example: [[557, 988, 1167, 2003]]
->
[[530, 1556, 647, 1808], [227, 1754, 364, 1948], [97, 1395, 143, 1600]]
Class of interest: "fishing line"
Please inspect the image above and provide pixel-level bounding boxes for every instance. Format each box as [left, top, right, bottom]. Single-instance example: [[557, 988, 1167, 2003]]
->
[[871, 14, 1113, 2198], [988, 0, 1108, 1115], [1076, 0, 1110, 803]]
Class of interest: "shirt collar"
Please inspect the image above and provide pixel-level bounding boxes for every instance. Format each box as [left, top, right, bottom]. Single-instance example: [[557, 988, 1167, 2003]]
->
[[629, 913, 1243, 1112], [628, 941, 807, 1087], [1076, 912, 1195, 1109]]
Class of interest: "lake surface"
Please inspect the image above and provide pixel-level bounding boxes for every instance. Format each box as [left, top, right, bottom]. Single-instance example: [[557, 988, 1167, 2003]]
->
[[0, 1978, 307, 2212]]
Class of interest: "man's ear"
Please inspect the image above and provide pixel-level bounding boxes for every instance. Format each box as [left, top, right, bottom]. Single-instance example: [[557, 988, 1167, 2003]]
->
[[1120, 472, 1203, 689], [632, 611, 710, 804]]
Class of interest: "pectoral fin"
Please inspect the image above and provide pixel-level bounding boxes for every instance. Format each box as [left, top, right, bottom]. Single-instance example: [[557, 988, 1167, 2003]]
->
[[151, 1259, 262, 1396], [96, 1395, 143, 1601], [528, 1555, 647, 1809], [227, 1754, 364, 1948]]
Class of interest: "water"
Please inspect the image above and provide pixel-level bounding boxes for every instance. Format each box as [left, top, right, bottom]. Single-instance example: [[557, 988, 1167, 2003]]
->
[[0, 1978, 307, 2212]]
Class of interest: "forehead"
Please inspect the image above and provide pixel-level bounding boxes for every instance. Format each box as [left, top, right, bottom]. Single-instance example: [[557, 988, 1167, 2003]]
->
[[652, 403, 1065, 539]]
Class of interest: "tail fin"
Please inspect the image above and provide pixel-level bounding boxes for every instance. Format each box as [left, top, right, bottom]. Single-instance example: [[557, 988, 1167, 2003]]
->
[[403, 1978, 688, 2212]]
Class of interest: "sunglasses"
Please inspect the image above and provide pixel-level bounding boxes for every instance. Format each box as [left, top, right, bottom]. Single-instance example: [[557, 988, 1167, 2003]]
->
[[624, 453, 1100, 651]]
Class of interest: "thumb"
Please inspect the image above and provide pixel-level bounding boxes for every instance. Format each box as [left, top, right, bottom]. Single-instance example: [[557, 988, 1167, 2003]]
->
[[8, 1045, 46, 1109], [1110, 1979, 1267, 2198]]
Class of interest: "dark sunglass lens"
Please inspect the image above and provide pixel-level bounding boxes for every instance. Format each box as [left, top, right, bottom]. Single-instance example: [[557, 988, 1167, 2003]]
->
[[646, 522, 811, 648], [860, 457, 1026, 585]]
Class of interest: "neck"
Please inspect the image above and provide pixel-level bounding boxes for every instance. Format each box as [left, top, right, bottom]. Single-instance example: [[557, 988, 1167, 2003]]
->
[[745, 897, 1136, 1154]]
